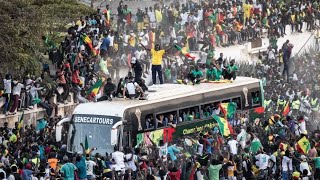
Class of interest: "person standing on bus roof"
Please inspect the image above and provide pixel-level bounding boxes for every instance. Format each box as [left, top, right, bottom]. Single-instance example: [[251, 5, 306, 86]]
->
[[140, 43, 173, 85]]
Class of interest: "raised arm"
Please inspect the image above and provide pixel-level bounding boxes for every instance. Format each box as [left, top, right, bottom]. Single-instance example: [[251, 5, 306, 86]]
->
[[140, 43, 151, 51]]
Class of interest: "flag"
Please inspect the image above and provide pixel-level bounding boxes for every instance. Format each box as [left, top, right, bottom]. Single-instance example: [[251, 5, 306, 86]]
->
[[282, 102, 290, 117], [296, 136, 311, 154], [136, 133, 144, 147], [18, 111, 24, 130], [249, 107, 265, 121], [86, 78, 103, 97], [250, 138, 263, 153], [219, 102, 236, 119], [36, 119, 47, 131], [85, 135, 89, 151], [213, 115, 233, 136], [174, 44, 196, 60], [81, 34, 98, 56]]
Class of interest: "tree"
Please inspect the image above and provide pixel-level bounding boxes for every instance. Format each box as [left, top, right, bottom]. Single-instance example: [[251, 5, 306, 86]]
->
[[0, 0, 94, 76]]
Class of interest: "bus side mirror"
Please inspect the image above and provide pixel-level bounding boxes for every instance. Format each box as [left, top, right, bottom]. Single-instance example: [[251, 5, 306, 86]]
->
[[56, 125, 63, 142], [111, 128, 118, 145]]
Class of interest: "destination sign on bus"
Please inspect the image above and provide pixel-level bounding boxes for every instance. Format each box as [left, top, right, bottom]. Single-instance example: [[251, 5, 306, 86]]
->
[[73, 115, 120, 125]]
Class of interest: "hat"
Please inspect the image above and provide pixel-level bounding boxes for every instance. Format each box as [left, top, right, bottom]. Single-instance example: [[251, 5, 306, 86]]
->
[[13, 80, 18, 84], [143, 26, 147, 30], [63, 155, 69, 161], [25, 163, 32, 170], [131, 57, 137, 64], [300, 155, 307, 161]]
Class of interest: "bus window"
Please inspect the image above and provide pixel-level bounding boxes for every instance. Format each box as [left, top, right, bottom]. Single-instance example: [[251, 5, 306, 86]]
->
[[231, 97, 242, 110], [200, 105, 212, 119], [145, 114, 155, 130], [155, 114, 165, 128], [251, 91, 261, 106], [163, 111, 177, 128], [179, 106, 200, 122]]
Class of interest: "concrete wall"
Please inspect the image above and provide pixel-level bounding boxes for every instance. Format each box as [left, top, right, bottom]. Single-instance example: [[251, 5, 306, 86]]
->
[[0, 103, 77, 128]]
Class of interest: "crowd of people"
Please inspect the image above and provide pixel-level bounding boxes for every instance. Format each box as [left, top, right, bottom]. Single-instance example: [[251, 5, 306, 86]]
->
[[0, 0, 320, 179]]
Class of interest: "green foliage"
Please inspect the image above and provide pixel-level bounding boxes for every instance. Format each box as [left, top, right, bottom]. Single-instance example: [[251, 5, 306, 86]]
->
[[0, 0, 94, 77]]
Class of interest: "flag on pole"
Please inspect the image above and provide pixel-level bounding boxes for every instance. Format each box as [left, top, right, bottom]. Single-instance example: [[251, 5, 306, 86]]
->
[[219, 102, 236, 119], [213, 115, 233, 136], [296, 136, 311, 154], [86, 78, 103, 97], [18, 111, 24, 130], [282, 102, 290, 117], [174, 44, 196, 60], [81, 34, 98, 56]]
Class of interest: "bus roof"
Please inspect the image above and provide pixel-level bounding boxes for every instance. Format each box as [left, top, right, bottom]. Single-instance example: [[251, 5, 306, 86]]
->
[[73, 77, 260, 117]]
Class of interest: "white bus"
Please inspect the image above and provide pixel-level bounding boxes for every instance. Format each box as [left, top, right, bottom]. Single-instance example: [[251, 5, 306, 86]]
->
[[56, 76, 264, 154]]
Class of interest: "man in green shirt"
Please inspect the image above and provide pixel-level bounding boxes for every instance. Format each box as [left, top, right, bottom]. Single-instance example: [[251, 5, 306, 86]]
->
[[60, 156, 77, 180], [224, 59, 238, 80], [207, 159, 223, 180], [314, 156, 320, 179], [206, 65, 216, 81], [190, 65, 204, 84]]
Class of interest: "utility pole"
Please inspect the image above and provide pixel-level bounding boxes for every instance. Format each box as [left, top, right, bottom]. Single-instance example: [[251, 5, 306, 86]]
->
[[91, 0, 94, 8]]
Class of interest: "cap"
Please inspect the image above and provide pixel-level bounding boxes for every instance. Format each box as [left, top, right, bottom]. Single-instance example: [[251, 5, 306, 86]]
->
[[196, 162, 201, 168], [63, 155, 69, 161], [131, 57, 137, 64], [300, 155, 307, 161]]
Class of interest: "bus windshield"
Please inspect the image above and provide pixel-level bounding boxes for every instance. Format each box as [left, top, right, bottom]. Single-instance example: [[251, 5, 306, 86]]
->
[[69, 114, 121, 155]]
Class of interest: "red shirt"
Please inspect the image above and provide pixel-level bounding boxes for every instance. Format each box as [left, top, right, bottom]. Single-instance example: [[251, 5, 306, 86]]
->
[[72, 70, 80, 84], [168, 169, 182, 180]]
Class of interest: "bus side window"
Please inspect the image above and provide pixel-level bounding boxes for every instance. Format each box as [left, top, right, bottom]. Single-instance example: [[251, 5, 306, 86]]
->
[[155, 114, 165, 128], [232, 97, 242, 110], [251, 91, 261, 106], [145, 114, 154, 130], [200, 105, 212, 119], [163, 111, 177, 128]]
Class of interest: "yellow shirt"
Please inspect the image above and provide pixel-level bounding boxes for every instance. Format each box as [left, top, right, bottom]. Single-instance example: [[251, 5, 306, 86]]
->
[[129, 36, 136, 47], [9, 134, 17, 143], [151, 49, 165, 65], [155, 10, 163, 23]]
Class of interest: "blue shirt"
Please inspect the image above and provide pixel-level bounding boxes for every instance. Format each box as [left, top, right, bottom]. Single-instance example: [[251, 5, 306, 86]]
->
[[100, 37, 110, 51], [60, 163, 77, 180], [167, 145, 180, 161], [76, 157, 87, 179], [206, 138, 213, 154], [22, 169, 32, 180]]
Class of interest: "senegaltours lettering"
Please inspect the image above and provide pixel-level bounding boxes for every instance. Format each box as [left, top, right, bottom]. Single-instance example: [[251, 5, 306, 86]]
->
[[74, 116, 113, 125], [182, 123, 215, 135]]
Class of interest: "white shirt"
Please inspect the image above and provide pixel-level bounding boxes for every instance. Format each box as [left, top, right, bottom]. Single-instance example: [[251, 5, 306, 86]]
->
[[85, 160, 96, 176], [112, 151, 125, 170], [148, 11, 156, 22], [197, 142, 204, 156], [108, 35, 114, 47], [300, 162, 311, 175], [134, 50, 147, 60], [124, 154, 137, 171], [140, 32, 149, 47], [267, 49, 275, 60], [3, 79, 12, 94], [124, 82, 138, 95], [197, 9, 203, 21], [228, 140, 238, 155], [281, 156, 293, 171], [196, 170, 204, 180], [236, 129, 247, 149], [180, 12, 189, 26], [255, 154, 270, 170], [12, 83, 24, 96], [158, 143, 168, 161]]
